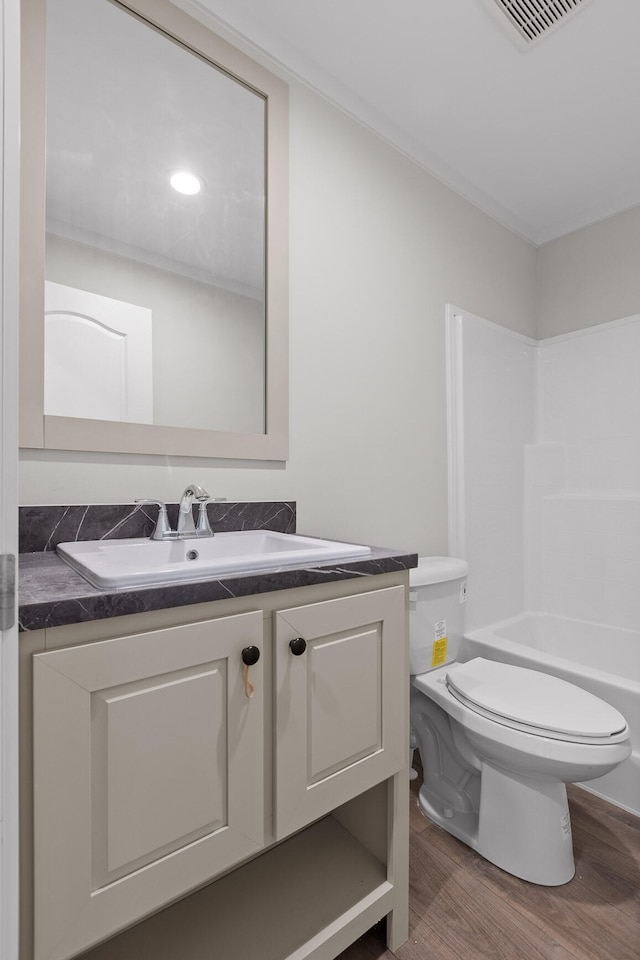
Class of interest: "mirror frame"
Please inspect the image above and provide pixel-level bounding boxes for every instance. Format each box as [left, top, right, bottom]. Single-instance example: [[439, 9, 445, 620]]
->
[[20, 0, 289, 459]]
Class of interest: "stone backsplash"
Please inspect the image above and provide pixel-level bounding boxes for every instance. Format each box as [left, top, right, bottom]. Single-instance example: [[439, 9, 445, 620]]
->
[[19, 501, 296, 553]]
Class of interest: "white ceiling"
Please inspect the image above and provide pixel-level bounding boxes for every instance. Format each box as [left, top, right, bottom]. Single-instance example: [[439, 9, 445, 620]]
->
[[191, 0, 640, 245]]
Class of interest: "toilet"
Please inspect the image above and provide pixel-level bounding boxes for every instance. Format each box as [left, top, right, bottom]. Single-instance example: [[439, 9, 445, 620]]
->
[[409, 557, 632, 886]]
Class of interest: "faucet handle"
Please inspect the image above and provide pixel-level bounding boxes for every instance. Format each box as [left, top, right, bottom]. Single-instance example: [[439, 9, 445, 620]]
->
[[135, 499, 173, 541], [196, 498, 216, 537]]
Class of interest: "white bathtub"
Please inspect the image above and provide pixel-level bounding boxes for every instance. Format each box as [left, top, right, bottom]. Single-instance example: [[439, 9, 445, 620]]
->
[[462, 613, 640, 816]]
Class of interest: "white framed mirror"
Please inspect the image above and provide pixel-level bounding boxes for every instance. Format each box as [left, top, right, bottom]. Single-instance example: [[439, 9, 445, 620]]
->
[[20, 0, 289, 459]]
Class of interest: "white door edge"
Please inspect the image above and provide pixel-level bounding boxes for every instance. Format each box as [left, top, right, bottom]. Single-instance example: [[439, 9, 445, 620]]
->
[[1, 1, 22, 957]]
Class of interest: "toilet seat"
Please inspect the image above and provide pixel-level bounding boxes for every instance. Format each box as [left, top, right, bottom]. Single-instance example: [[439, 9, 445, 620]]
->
[[446, 658, 628, 743]]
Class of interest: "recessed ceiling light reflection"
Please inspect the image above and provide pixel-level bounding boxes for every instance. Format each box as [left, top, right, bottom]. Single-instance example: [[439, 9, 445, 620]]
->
[[170, 170, 202, 195]]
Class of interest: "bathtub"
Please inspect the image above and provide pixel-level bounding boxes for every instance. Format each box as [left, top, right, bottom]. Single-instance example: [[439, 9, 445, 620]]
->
[[462, 613, 640, 816]]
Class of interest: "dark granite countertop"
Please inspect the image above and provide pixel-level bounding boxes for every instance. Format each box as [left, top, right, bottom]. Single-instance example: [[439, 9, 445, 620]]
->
[[18, 501, 417, 632], [19, 547, 418, 632]]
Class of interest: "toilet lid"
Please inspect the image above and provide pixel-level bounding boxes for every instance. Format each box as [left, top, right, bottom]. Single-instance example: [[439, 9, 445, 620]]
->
[[446, 658, 627, 738]]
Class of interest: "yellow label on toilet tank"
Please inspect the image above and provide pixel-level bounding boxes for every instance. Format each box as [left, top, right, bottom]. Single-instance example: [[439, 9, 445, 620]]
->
[[432, 637, 448, 667]]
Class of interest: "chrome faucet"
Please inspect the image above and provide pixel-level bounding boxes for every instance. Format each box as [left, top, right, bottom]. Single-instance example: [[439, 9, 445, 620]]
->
[[136, 483, 217, 540], [177, 483, 213, 538]]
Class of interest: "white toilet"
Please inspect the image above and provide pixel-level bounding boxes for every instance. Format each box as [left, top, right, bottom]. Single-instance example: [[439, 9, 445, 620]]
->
[[409, 557, 632, 886]]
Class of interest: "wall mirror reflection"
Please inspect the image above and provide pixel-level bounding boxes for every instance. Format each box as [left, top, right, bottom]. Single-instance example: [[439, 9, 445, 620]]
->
[[45, 0, 266, 433], [20, 0, 288, 459]]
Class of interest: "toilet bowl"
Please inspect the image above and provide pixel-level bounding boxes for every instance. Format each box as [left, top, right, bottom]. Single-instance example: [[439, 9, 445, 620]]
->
[[409, 558, 632, 886]]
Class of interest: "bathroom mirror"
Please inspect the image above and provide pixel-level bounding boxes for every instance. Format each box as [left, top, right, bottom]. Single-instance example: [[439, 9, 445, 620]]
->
[[20, 0, 289, 459]]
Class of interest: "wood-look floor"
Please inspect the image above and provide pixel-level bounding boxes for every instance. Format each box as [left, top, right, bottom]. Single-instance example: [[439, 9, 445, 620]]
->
[[338, 771, 640, 960]]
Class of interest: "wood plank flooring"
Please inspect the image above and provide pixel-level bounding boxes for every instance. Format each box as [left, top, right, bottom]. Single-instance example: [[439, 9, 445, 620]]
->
[[338, 773, 640, 960]]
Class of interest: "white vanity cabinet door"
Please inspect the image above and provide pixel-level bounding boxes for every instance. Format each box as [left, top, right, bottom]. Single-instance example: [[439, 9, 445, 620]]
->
[[32, 611, 264, 960], [274, 586, 406, 839]]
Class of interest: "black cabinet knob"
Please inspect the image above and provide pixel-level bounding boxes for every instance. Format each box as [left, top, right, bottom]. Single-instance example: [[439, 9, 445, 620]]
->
[[289, 637, 307, 656], [241, 645, 261, 666]]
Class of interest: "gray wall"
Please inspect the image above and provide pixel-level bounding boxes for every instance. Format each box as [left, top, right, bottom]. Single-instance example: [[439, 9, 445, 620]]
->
[[20, 78, 537, 558], [46, 234, 265, 433], [537, 205, 640, 338]]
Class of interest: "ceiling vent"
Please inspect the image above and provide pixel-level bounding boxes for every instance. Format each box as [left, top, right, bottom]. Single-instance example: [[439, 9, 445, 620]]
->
[[488, 0, 593, 46]]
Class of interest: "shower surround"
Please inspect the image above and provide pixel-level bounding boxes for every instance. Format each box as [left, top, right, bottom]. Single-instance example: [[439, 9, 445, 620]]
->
[[447, 306, 640, 812], [448, 305, 640, 634]]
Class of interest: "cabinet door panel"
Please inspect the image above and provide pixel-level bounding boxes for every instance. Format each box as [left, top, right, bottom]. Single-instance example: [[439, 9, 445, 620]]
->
[[308, 626, 381, 782], [92, 662, 228, 882], [274, 586, 406, 838], [33, 612, 263, 960]]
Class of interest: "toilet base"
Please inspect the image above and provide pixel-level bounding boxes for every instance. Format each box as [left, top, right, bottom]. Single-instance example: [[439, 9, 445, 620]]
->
[[417, 785, 480, 848], [476, 761, 575, 885], [418, 760, 575, 885]]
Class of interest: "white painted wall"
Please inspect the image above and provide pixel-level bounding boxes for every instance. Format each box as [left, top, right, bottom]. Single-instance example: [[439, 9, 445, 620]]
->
[[20, 79, 537, 558], [537, 205, 640, 338]]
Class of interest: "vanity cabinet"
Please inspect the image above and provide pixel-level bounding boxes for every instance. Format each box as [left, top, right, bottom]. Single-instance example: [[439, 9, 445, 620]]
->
[[274, 590, 405, 838], [33, 611, 265, 960], [28, 578, 409, 960]]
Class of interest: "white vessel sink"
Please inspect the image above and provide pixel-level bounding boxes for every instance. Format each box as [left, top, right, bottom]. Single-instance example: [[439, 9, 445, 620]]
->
[[56, 530, 373, 590]]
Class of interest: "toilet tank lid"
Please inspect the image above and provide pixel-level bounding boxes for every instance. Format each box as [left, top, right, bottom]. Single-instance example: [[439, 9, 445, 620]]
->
[[410, 556, 469, 587]]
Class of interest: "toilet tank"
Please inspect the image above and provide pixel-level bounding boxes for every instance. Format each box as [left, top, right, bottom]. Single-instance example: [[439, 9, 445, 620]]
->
[[409, 557, 469, 675]]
